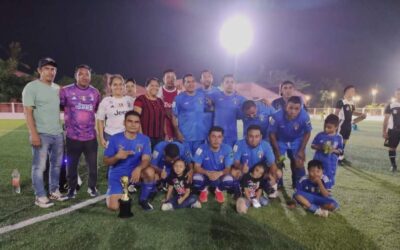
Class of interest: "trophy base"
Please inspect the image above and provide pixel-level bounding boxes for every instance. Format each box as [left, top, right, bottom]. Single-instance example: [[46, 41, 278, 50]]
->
[[118, 198, 133, 218]]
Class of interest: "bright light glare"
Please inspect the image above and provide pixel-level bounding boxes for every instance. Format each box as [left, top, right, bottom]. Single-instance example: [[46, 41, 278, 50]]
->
[[219, 15, 253, 55], [330, 92, 336, 98], [305, 95, 311, 101], [354, 95, 361, 102], [371, 88, 378, 96]]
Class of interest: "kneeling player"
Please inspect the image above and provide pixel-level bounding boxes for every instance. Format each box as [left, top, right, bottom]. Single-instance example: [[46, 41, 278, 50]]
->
[[161, 159, 201, 211], [383, 88, 400, 172], [104, 111, 156, 211], [236, 163, 269, 214], [293, 160, 338, 217], [192, 126, 239, 203]]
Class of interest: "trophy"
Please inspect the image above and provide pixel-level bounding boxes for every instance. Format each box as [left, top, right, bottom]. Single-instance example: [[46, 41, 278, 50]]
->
[[118, 176, 133, 218]]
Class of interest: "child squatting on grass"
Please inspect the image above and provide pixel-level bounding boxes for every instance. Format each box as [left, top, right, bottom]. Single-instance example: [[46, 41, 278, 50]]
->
[[161, 159, 201, 211], [293, 159, 339, 217]]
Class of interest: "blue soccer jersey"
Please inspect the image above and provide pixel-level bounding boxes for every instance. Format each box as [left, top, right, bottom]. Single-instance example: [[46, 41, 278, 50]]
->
[[193, 143, 234, 172], [197, 86, 220, 134], [312, 132, 343, 163], [233, 139, 275, 170], [239, 101, 275, 139], [271, 96, 307, 111], [173, 91, 207, 141], [207, 91, 246, 145], [296, 175, 331, 194], [104, 132, 152, 177], [151, 141, 193, 170], [268, 109, 312, 143]]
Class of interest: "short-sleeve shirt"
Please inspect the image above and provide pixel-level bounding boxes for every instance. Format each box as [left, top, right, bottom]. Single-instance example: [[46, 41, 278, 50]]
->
[[193, 143, 233, 171], [239, 101, 275, 139], [384, 102, 400, 130], [296, 175, 331, 195], [22, 80, 62, 135], [104, 132, 151, 177], [271, 96, 307, 111], [312, 132, 343, 162], [166, 173, 190, 197], [151, 141, 193, 170], [233, 139, 275, 169], [134, 95, 166, 139], [240, 173, 263, 198], [97, 96, 134, 135], [268, 109, 312, 142], [336, 99, 355, 124], [60, 83, 101, 141]]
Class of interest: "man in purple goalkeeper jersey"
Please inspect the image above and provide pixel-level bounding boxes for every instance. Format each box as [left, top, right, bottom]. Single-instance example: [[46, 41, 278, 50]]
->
[[60, 64, 101, 198]]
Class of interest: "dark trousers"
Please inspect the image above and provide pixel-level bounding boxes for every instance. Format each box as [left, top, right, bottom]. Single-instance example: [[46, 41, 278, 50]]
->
[[66, 137, 98, 190]]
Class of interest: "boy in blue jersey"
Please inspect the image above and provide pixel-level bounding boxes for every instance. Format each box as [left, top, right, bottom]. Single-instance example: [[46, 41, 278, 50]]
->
[[173, 74, 207, 154], [311, 114, 343, 189], [293, 160, 338, 217], [269, 96, 312, 188], [239, 100, 275, 140], [197, 70, 220, 134], [104, 111, 156, 211], [192, 126, 237, 203], [207, 74, 247, 146]]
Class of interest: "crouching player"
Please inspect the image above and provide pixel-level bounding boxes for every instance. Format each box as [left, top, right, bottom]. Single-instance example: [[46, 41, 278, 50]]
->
[[311, 114, 343, 189], [161, 159, 201, 211], [236, 163, 269, 214], [104, 111, 156, 211], [192, 126, 238, 203], [293, 160, 338, 217]]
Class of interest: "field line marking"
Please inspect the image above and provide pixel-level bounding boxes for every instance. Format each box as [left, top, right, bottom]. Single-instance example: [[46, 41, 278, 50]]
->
[[0, 195, 106, 235]]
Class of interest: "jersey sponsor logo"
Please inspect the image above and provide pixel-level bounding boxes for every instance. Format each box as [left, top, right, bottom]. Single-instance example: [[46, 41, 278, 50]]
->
[[164, 102, 173, 108], [195, 148, 203, 156], [113, 110, 128, 116], [75, 103, 94, 111]]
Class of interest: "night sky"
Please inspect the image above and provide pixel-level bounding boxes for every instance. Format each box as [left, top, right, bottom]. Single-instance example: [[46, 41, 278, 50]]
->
[[1, 0, 400, 101]]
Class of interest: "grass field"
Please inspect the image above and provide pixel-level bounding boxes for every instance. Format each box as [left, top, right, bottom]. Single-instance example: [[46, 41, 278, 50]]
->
[[0, 119, 399, 250]]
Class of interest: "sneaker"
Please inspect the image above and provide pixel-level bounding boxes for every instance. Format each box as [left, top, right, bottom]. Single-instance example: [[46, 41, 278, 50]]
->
[[35, 196, 54, 208], [139, 200, 154, 211], [161, 202, 174, 211], [199, 189, 209, 203], [215, 189, 225, 203], [251, 199, 261, 208], [49, 190, 69, 201], [87, 187, 100, 197], [268, 190, 279, 199], [391, 165, 398, 172], [191, 200, 202, 208], [67, 189, 76, 199], [314, 208, 329, 217]]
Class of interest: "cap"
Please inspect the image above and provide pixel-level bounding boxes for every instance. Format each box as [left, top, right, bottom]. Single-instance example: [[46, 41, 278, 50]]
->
[[38, 57, 57, 68]]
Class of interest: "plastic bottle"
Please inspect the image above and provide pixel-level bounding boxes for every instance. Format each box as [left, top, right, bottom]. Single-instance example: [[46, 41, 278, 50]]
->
[[11, 169, 21, 194]]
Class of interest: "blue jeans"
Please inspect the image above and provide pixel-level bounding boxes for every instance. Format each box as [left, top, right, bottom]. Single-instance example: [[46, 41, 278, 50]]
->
[[31, 133, 64, 197], [168, 194, 198, 209]]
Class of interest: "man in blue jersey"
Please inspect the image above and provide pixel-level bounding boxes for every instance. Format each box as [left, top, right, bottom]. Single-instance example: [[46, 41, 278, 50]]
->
[[173, 74, 207, 154], [197, 70, 220, 134], [104, 111, 156, 211], [192, 126, 237, 203], [207, 74, 247, 146], [239, 100, 275, 140], [269, 96, 312, 188]]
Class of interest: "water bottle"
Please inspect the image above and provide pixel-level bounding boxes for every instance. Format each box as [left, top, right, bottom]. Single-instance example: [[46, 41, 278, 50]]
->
[[11, 169, 21, 194]]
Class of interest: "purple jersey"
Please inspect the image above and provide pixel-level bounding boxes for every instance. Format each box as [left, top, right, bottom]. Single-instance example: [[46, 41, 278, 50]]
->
[[60, 83, 100, 141]]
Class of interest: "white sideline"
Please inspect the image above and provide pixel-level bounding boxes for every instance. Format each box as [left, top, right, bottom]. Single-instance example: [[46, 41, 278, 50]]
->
[[0, 195, 106, 235]]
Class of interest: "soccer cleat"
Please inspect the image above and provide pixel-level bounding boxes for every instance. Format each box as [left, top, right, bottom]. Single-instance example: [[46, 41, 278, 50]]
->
[[199, 189, 209, 203], [139, 200, 154, 211], [87, 187, 100, 197], [67, 189, 76, 199], [49, 190, 69, 201], [161, 202, 174, 211], [35, 196, 54, 208], [314, 208, 329, 217], [191, 200, 202, 209], [215, 189, 225, 203], [390, 165, 398, 172]]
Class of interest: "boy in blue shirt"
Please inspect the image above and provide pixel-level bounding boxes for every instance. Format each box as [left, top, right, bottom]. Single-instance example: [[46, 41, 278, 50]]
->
[[293, 160, 339, 217], [269, 96, 312, 188], [311, 114, 343, 189], [104, 111, 156, 211]]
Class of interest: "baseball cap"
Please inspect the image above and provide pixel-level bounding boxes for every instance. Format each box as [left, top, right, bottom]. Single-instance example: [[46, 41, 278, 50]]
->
[[38, 57, 57, 68]]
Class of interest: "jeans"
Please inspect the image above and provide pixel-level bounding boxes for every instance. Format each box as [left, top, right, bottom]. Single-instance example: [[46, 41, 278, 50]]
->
[[31, 133, 64, 197], [168, 194, 198, 209]]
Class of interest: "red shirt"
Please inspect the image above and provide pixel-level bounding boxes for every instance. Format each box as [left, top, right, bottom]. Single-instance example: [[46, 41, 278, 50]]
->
[[134, 95, 166, 139], [159, 86, 179, 139]]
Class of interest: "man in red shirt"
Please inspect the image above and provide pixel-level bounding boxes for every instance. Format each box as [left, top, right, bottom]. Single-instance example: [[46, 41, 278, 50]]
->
[[158, 69, 179, 140]]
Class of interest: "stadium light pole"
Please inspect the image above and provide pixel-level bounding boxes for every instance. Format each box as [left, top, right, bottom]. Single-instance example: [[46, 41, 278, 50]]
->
[[219, 15, 254, 77], [330, 92, 336, 108], [371, 88, 378, 105]]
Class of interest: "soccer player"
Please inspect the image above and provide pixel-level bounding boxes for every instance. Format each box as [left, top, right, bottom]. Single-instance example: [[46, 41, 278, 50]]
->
[[271, 80, 306, 111], [159, 69, 179, 140], [104, 111, 156, 211], [335, 85, 366, 166], [236, 163, 269, 214], [239, 100, 275, 140], [197, 70, 220, 133], [22, 57, 66, 208], [192, 126, 238, 203], [269, 96, 312, 188], [293, 160, 338, 217], [161, 159, 201, 211], [60, 64, 101, 198], [207, 74, 247, 146], [172, 74, 208, 154], [383, 88, 400, 172], [311, 114, 343, 189]]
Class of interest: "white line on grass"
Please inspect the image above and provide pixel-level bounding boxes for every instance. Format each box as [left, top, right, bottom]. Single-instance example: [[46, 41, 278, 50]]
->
[[0, 195, 106, 235]]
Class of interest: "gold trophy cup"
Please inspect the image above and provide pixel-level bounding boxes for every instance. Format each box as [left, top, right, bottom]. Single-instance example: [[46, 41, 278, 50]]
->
[[118, 176, 133, 218]]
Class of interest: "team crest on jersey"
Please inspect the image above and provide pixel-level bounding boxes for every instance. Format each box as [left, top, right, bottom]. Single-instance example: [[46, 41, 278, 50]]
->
[[233, 145, 238, 152], [136, 144, 143, 153], [269, 117, 275, 125], [195, 148, 203, 156], [152, 150, 159, 159], [219, 155, 225, 163], [259, 114, 265, 121], [89, 95, 94, 101], [257, 151, 264, 159], [293, 122, 299, 130]]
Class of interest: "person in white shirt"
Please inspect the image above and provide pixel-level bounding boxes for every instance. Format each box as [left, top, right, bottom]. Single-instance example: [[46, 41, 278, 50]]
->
[[97, 75, 134, 148]]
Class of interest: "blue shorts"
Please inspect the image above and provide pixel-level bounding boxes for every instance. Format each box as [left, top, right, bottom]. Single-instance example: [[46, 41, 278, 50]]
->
[[293, 190, 339, 209], [107, 170, 133, 196], [278, 138, 303, 157]]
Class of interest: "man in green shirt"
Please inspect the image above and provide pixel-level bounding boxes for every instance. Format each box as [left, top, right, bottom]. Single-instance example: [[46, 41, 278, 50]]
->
[[22, 57, 67, 208]]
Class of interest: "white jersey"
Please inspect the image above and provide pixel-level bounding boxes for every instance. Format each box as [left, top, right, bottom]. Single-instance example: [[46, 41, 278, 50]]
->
[[97, 96, 134, 135]]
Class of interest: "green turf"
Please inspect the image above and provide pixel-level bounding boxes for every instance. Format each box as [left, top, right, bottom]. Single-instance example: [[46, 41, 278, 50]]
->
[[0, 120, 399, 249]]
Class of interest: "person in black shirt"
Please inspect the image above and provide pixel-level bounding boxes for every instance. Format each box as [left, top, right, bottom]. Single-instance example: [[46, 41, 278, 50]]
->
[[383, 88, 400, 172], [271, 80, 307, 111], [334, 85, 366, 166], [161, 159, 201, 211]]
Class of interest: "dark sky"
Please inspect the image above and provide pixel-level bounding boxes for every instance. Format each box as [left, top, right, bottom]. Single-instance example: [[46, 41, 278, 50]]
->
[[1, 0, 400, 101]]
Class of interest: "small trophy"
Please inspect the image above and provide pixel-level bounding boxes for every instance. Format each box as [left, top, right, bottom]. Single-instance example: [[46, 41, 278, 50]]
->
[[118, 176, 133, 218]]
